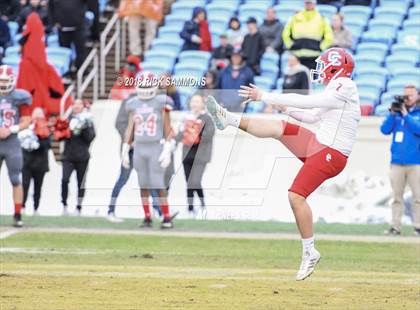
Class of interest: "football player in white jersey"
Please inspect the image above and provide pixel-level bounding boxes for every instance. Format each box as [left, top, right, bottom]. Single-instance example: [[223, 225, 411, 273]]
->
[[206, 48, 361, 280]]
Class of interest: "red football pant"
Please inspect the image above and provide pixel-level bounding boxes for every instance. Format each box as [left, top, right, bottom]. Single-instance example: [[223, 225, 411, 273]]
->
[[279, 121, 348, 198]]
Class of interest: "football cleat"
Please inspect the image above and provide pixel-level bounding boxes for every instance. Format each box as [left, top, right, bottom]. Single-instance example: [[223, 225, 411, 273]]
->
[[384, 227, 401, 236], [160, 218, 174, 229], [206, 96, 228, 130], [414, 228, 420, 236], [13, 214, 23, 228], [140, 218, 153, 228], [106, 213, 124, 223], [296, 248, 321, 281]]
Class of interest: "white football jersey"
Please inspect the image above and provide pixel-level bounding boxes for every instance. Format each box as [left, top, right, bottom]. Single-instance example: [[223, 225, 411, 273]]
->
[[316, 77, 361, 156]]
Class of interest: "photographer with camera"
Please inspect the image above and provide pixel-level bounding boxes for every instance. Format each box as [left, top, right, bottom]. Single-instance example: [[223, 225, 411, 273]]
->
[[380, 85, 420, 236]]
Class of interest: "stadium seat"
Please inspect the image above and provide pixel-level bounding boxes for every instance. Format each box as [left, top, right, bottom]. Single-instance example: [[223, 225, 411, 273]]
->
[[356, 42, 388, 60], [164, 15, 186, 31], [47, 34, 59, 47], [254, 76, 274, 90], [206, 2, 238, 12], [243, 0, 274, 6], [276, 77, 284, 90], [385, 55, 418, 74], [354, 54, 383, 67], [390, 68, 420, 82], [171, 0, 205, 13], [5, 46, 20, 58], [390, 44, 420, 62], [174, 63, 207, 78], [358, 91, 379, 105], [151, 38, 183, 53], [141, 62, 172, 75], [341, 6, 372, 26], [277, 0, 302, 10], [374, 103, 391, 116], [144, 50, 177, 69], [178, 51, 211, 63], [260, 52, 280, 70], [317, 5, 337, 20], [206, 4, 235, 21], [361, 28, 396, 45], [380, 0, 411, 10], [374, 7, 406, 23], [261, 66, 279, 82], [397, 30, 420, 48], [380, 92, 397, 107], [208, 19, 228, 34], [159, 26, 181, 40], [387, 78, 420, 94], [210, 0, 241, 6], [357, 79, 385, 92], [355, 67, 388, 85], [274, 6, 299, 24], [346, 22, 364, 42], [239, 5, 267, 24], [7, 21, 18, 43]]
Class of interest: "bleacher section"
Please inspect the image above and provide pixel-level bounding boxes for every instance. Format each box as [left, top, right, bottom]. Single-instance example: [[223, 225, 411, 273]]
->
[[2, 0, 419, 115]]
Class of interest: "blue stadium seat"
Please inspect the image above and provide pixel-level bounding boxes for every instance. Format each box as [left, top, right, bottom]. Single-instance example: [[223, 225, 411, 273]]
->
[[177, 86, 197, 110], [408, 5, 420, 18], [254, 76, 274, 90], [403, 18, 420, 29], [159, 26, 182, 40], [261, 66, 279, 81], [341, 5, 372, 26], [144, 50, 177, 70], [354, 54, 383, 67], [47, 34, 59, 47], [164, 15, 186, 30], [277, 0, 302, 10], [206, 3, 236, 21], [385, 55, 418, 74], [274, 6, 299, 24], [151, 38, 183, 53], [361, 28, 396, 45], [369, 20, 399, 32], [172, 0, 206, 11], [5, 46, 20, 58], [178, 50, 211, 63], [2, 55, 20, 67], [356, 42, 388, 60], [7, 21, 18, 43], [317, 5, 337, 20], [380, 0, 411, 10], [397, 30, 420, 47], [356, 75, 387, 90], [374, 102, 391, 116], [355, 67, 388, 82], [390, 68, 420, 82], [208, 19, 228, 34], [358, 91, 380, 105], [346, 22, 364, 42], [403, 23, 420, 34], [276, 77, 284, 90], [374, 7, 406, 22], [239, 4, 267, 24], [141, 62, 173, 75], [380, 92, 397, 107], [210, 0, 240, 6], [243, 0, 274, 7], [260, 52, 280, 70], [391, 44, 420, 61]]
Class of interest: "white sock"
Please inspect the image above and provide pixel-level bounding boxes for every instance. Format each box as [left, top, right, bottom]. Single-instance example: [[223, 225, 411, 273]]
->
[[302, 237, 315, 254], [226, 111, 240, 128]]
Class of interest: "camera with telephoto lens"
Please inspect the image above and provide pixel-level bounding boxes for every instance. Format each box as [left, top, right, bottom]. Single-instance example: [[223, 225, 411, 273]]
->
[[390, 95, 409, 113]]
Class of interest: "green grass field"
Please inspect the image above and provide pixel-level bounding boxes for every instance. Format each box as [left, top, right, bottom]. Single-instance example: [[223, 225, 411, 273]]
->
[[1, 217, 419, 309]]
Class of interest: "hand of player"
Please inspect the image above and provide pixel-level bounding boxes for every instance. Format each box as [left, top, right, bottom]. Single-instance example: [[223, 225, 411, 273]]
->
[[238, 84, 263, 104], [0, 127, 11, 139], [158, 140, 174, 169], [121, 143, 131, 169]]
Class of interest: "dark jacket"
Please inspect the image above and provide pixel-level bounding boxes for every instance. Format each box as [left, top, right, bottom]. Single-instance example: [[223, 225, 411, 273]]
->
[[180, 7, 205, 51], [259, 19, 283, 52], [218, 64, 254, 112], [380, 105, 420, 165], [48, 0, 88, 30], [241, 32, 265, 75], [212, 44, 233, 60], [62, 119, 96, 162], [282, 64, 310, 95], [0, 18, 11, 48], [23, 137, 51, 173], [0, 0, 20, 20], [179, 113, 215, 163]]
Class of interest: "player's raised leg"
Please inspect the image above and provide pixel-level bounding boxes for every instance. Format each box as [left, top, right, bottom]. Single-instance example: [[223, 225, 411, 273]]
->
[[206, 95, 284, 139]]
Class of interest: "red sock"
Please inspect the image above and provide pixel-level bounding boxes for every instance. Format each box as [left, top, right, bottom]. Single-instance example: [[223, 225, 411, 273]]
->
[[14, 203, 22, 215], [143, 203, 151, 219], [160, 204, 170, 220]]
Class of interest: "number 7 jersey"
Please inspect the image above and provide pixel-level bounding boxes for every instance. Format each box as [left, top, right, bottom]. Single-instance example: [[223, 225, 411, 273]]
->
[[125, 94, 173, 143]]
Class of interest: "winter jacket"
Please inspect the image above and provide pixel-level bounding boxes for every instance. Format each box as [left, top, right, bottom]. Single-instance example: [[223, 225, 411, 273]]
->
[[17, 5, 51, 33], [23, 137, 50, 173], [62, 118, 96, 162], [241, 32, 265, 75], [332, 26, 353, 49], [218, 64, 254, 112], [259, 19, 284, 52], [48, 0, 88, 30], [199, 19, 212, 51], [0, 18, 10, 48], [282, 64, 311, 95], [180, 7, 205, 51], [380, 106, 420, 165]]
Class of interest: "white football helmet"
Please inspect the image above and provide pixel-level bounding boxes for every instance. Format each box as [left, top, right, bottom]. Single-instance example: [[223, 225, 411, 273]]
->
[[136, 71, 158, 100], [0, 65, 16, 95]]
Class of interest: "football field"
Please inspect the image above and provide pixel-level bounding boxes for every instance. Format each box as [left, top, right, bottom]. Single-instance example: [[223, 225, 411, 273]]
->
[[0, 217, 419, 310]]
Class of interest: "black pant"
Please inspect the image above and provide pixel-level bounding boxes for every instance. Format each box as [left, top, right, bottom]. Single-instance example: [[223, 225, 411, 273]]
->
[[298, 56, 318, 70], [61, 160, 89, 210], [59, 29, 86, 69], [22, 168, 46, 211], [183, 159, 207, 211]]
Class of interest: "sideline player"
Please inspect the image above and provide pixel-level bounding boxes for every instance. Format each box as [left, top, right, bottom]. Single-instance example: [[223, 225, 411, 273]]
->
[[0, 65, 32, 227], [206, 48, 360, 280], [122, 71, 175, 229]]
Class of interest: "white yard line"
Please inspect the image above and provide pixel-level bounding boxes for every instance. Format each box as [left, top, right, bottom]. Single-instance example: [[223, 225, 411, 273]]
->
[[0, 229, 19, 240], [6, 227, 420, 244]]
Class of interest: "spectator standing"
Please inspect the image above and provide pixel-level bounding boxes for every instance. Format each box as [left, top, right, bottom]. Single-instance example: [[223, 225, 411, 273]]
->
[[218, 48, 254, 112], [282, 53, 310, 95], [17, 0, 50, 33], [282, 0, 333, 69], [259, 7, 284, 54], [226, 17, 244, 49], [177, 94, 215, 216], [331, 13, 352, 49], [22, 107, 51, 214], [61, 99, 96, 215], [0, 18, 11, 53], [180, 7, 210, 51], [241, 17, 265, 75], [380, 85, 420, 236], [48, 0, 88, 70], [118, 0, 163, 57], [317, 0, 343, 9], [86, 0, 100, 45], [211, 33, 233, 70]]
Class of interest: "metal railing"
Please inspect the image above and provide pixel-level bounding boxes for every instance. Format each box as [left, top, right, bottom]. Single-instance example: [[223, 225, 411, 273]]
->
[[60, 82, 75, 117], [77, 48, 99, 101], [121, 18, 127, 60], [100, 13, 121, 96]]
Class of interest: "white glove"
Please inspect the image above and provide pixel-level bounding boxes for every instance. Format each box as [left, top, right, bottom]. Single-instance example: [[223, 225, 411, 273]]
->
[[18, 128, 40, 151], [158, 139, 175, 169], [191, 34, 202, 44], [121, 143, 131, 169]]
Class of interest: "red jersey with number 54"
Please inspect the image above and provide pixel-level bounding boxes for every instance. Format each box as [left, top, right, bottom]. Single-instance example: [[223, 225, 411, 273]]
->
[[0, 89, 32, 129], [125, 93, 173, 143]]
